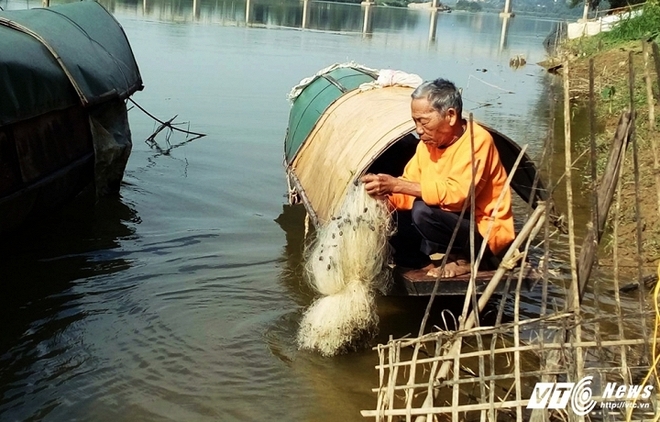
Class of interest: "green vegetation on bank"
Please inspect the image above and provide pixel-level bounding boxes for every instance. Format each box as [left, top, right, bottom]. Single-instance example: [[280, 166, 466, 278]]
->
[[561, 1, 660, 156], [608, 1, 660, 41], [567, 1, 660, 56], [558, 0, 660, 263]]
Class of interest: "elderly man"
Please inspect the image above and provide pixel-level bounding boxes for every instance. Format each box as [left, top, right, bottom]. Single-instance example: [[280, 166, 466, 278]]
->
[[361, 78, 514, 278]]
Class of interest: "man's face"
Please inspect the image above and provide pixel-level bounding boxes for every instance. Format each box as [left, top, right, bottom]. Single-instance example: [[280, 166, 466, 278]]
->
[[411, 98, 458, 149]]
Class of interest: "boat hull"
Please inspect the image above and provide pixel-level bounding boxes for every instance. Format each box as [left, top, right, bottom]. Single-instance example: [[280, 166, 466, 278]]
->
[[0, 106, 94, 234], [0, 2, 142, 235]]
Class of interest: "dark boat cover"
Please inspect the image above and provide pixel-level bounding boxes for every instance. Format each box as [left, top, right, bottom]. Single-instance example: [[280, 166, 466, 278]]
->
[[0, 1, 143, 126]]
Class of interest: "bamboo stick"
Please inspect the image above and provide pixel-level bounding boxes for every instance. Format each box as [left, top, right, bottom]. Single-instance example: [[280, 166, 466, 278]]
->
[[476, 330, 486, 422], [563, 61, 579, 308], [451, 338, 462, 421], [490, 274, 513, 421], [514, 256, 524, 422], [589, 58, 599, 247], [588, 59, 601, 353], [651, 42, 660, 102], [376, 344, 386, 421], [562, 63, 585, 403], [530, 71, 557, 422], [644, 41, 657, 130], [589, 56, 608, 366], [387, 341, 398, 422], [611, 161, 630, 385], [629, 51, 650, 364], [465, 114, 480, 332], [643, 41, 660, 216]]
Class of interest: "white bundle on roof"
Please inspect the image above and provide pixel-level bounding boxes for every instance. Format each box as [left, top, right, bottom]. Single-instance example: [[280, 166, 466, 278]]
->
[[297, 183, 392, 356], [359, 69, 423, 91], [287, 62, 378, 102]]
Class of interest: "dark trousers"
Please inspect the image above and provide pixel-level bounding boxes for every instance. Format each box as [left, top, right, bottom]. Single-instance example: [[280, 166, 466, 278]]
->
[[390, 199, 492, 268]]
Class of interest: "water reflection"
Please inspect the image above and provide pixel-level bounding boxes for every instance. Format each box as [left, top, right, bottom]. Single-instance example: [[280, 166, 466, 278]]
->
[[0, 193, 138, 418], [499, 15, 511, 51], [428, 8, 437, 41], [301, 0, 310, 29], [103, 0, 447, 38], [3, 0, 553, 58], [274, 203, 314, 306], [361, 2, 373, 35]]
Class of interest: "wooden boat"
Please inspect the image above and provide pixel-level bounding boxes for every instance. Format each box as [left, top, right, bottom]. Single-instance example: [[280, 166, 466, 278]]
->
[[283, 64, 549, 296], [0, 2, 143, 234]]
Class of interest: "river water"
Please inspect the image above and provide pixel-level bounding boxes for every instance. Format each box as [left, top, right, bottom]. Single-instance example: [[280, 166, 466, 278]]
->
[[0, 0, 609, 420]]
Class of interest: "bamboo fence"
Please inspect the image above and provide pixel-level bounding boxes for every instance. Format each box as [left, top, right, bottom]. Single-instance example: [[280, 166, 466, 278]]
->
[[362, 42, 660, 421]]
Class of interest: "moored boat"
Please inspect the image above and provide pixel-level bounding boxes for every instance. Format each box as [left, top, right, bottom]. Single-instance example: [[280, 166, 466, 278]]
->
[[283, 64, 550, 296], [0, 2, 143, 234]]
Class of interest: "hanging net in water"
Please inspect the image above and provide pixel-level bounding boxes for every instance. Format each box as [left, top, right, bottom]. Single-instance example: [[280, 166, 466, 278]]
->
[[297, 183, 393, 356]]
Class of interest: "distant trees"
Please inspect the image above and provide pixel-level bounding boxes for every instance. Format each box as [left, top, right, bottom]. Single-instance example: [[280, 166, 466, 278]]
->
[[380, 0, 410, 6], [454, 0, 483, 11]]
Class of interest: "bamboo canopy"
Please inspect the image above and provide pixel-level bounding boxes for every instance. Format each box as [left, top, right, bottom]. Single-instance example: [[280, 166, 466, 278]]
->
[[290, 86, 415, 224]]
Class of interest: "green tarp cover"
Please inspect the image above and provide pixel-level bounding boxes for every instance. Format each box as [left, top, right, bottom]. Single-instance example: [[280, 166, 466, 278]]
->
[[0, 1, 143, 126], [284, 67, 376, 163]]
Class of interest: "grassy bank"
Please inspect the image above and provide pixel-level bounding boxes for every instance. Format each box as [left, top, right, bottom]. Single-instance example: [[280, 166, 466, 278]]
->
[[554, 2, 660, 271]]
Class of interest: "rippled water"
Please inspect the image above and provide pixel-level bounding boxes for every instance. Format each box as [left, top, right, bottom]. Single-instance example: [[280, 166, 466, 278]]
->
[[1, 0, 637, 420]]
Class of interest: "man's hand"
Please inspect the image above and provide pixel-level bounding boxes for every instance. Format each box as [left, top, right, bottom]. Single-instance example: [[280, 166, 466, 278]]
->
[[361, 173, 396, 199], [361, 173, 422, 199]]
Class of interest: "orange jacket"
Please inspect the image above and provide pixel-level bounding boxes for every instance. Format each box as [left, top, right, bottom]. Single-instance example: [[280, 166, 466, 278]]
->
[[389, 122, 515, 255]]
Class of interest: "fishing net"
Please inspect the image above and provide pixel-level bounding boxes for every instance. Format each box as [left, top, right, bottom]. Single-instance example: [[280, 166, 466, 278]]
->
[[297, 183, 393, 356]]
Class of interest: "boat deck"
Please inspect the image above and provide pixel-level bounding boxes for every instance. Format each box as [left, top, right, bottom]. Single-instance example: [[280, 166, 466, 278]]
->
[[388, 264, 540, 296]]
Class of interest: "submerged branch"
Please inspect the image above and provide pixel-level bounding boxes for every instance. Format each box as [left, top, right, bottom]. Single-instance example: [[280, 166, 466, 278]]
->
[[128, 98, 206, 155]]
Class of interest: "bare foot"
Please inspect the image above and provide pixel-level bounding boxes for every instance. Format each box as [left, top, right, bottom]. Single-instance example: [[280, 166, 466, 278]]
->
[[426, 259, 471, 278]]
